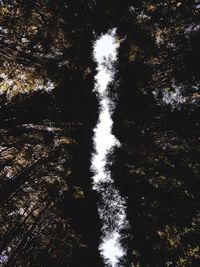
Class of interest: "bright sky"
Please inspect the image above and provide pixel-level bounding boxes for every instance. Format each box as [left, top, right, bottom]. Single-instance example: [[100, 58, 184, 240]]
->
[[94, 31, 118, 94], [92, 31, 119, 184], [92, 31, 127, 267]]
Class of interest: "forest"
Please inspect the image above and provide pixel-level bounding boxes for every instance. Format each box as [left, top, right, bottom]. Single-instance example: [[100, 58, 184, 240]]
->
[[0, 1, 199, 267]]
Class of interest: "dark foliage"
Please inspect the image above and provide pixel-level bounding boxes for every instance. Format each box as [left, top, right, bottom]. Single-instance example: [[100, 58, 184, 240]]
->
[[0, 1, 104, 266], [106, 1, 200, 266], [0, 1, 199, 266]]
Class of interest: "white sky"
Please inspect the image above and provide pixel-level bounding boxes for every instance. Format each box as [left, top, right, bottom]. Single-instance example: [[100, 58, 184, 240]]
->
[[92, 31, 126, 267], [92, 31, 119, 184]]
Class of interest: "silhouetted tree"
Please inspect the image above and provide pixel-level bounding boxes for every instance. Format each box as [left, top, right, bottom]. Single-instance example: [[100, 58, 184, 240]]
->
[[106, 1, 200, 266]]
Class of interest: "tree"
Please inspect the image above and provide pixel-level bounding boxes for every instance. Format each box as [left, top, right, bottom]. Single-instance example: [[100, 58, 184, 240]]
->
[[106, 1, 200, 266]]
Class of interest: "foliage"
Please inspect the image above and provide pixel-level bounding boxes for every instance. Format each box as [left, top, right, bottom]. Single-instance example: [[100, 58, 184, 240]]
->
[[0, 1, 199, 266]]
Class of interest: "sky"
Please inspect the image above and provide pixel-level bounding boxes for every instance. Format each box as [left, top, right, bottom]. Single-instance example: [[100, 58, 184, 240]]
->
[[91, 31, 127, 267], [92, 31, 119, 184]]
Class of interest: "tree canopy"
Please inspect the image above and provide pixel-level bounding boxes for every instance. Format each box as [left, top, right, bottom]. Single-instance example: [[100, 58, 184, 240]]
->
[[0, 1, 199, 266]]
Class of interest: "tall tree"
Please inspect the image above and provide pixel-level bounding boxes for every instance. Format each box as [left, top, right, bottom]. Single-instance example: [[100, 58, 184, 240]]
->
[[0, 1, 104, 266], [107, 1, 200, 266]]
